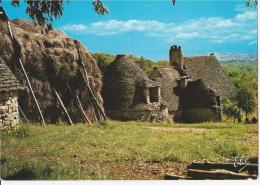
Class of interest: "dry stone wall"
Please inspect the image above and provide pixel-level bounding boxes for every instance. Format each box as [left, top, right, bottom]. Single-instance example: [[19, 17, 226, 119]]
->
[[0, 91, 19, 130]]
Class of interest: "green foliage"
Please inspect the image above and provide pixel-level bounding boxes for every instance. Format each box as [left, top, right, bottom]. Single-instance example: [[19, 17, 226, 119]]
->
[[92, 0, 109, 15], [237, 88, 256, 117], [92, 52, 115, 74], [93, 52, 169, 76], [245, 0, 258, 7], [223, 60, 257, 118], [222, 99, 242, 122], [1, 0, 108, 26]]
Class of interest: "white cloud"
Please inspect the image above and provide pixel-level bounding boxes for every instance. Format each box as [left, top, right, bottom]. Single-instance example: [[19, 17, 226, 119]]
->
[[235, 11, 257, 21], [175, 32, 199, 40], [60, 8, 257, 45], [62, 24, 87, 33]]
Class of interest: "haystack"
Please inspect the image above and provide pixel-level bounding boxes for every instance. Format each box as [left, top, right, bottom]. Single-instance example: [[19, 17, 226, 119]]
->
[[0, 19, 103, 123]]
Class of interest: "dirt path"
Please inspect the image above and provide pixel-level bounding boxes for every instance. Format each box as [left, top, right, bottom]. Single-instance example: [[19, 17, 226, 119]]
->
[[81, 160, 188, 180], [146, 126, 208, 133]]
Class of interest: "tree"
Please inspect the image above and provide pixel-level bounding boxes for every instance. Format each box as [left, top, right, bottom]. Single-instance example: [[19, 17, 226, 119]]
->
[[0, 0, 109, 27], [0, 0, 255, 27], [222, 99, 242, 122], [236, 89, 256, 118]]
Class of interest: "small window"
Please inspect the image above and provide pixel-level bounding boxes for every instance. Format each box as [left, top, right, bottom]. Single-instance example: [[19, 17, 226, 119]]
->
[[149, 87, 159, 103]]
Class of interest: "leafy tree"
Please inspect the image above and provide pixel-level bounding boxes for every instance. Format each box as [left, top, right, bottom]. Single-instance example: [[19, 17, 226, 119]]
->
[[0, 0, 109, 27], [246, 0, 258, 7], [1, 0, 255, 27], [223, 61, 258, 117], [236, 89, 256, 118], [222, 98, 242, 122]]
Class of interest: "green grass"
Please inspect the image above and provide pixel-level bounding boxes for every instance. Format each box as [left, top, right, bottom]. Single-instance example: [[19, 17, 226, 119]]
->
[[0, 121, 257, 180]]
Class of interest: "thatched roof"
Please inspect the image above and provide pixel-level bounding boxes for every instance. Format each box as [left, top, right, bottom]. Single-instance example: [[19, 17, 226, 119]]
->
[[0, 19, 103, 123], [183, 56, 237, 98], [0, 60, 24, 92], [103, 55, 147, 112], [149, 66, 180, 111]]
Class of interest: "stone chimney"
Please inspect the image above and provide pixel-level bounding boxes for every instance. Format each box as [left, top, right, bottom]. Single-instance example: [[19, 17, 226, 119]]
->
[[169, 45, 184, 69]]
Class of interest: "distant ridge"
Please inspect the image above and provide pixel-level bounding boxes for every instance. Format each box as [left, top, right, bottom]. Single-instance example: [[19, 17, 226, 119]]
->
[[214, 53, 257, 61]]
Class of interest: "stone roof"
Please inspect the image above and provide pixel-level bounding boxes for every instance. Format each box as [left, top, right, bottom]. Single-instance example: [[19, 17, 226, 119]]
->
[[183, 56, 237, 98], [140, 78, 161, 88], [155, 67, 181, 80], [0, 60, 24, 92], [149, 66, 181, 111]]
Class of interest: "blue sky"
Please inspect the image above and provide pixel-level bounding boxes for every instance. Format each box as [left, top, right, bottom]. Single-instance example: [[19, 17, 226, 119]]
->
[[2, 0, 258, 60]]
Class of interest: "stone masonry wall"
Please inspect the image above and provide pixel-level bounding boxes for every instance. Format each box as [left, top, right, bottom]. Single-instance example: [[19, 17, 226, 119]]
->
[[0, 91, 19, 130]]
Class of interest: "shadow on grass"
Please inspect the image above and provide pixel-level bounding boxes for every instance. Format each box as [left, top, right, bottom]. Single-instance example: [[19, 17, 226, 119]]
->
[[4, 168, 37, 180], [3, 164, 53, 180]]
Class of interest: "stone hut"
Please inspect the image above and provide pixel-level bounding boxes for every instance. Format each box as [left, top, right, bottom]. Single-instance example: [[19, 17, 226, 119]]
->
[[149, 67, 180, 115], [0, 60, 24, 130], [103, 55, 168, 121], [150, 45, 236, 122]]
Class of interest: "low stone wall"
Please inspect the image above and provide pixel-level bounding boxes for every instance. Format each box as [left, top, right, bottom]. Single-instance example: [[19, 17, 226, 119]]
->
[[176, 108, 219, 123], [0, 91, 19, 130], [108, 102, 169, 122]]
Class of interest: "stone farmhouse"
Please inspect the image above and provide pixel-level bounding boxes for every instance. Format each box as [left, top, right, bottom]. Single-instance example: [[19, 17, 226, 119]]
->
[[150, 45, 237, 122], [0, 60, 24, 130]]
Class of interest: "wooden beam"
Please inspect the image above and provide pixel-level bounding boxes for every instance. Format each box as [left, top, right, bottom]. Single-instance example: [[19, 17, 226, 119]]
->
[[246, 156, 258, 164], [76, 95, 92, 125], [164, 174, 190, 180], [65, 83, 91, 125], [187, 169, 257, 180], [79, 67, 107, 121], [18, 58, 46, 126], [6, 19, 46, 126], [54, 89, 73, 126], [73, 41, 107, 122], [91, 106, 98, 124], [18, 105, 30, 124], [188, 161, 258, 174]]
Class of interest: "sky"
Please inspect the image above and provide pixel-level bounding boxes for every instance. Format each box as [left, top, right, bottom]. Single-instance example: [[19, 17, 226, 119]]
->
[[1, 0, 258, 60]]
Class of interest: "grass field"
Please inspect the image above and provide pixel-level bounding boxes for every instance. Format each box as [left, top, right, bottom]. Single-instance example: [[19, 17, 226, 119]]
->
[[0, 121, 258, 180]]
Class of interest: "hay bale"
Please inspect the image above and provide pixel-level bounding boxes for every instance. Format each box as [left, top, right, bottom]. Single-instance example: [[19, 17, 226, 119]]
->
[[0, 19, 103, 123]]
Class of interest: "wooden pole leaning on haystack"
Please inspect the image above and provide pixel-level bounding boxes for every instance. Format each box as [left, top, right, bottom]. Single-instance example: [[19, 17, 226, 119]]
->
[[18, 105, 30, 124], [4, 9, 46, 125], [76, 95, 92, 125], [54, 89, 74, 126], [78, 66, 107, 122], [74, 43, 107, 122], [65, 83, 92, 125]]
